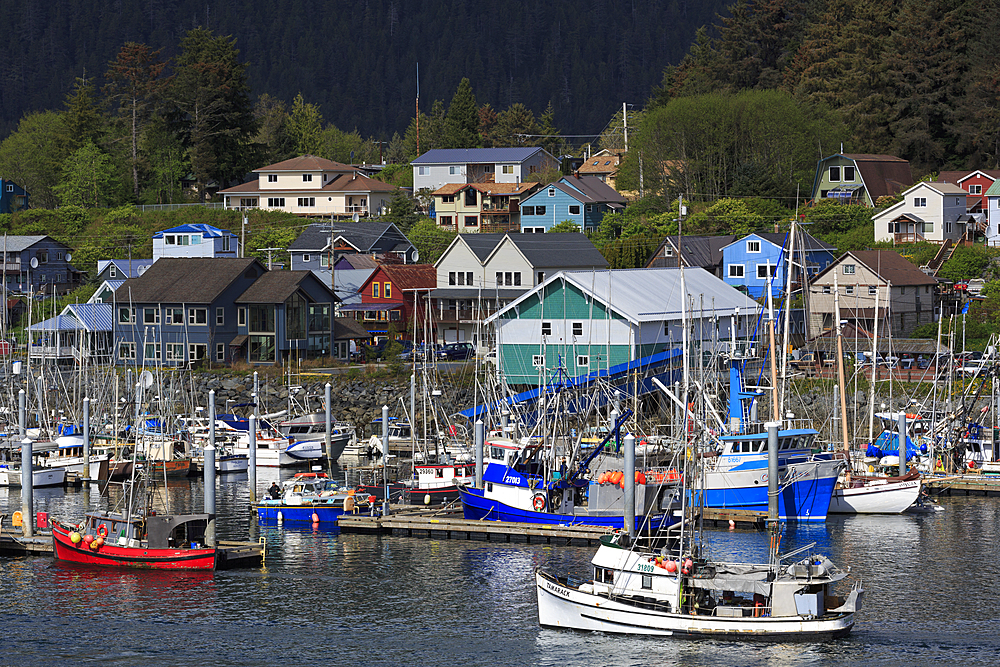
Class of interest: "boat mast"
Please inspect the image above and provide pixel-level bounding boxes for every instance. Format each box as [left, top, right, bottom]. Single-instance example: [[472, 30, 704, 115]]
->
[[867, 286, 880, 445], [766, 263, 779, 424], [677, 219, 691, 562], [780, 223, 796, 418], [834, 272, 850, 480]]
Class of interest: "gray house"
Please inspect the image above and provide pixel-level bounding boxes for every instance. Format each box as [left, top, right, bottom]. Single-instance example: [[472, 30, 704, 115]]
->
[[288, 221, 417, 273], [0, 235, 83, 294]]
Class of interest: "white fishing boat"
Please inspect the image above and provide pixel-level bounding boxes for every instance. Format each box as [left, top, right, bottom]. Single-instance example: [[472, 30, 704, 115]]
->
[[276, 412, 353, 462], [0, 463, 66, 488]]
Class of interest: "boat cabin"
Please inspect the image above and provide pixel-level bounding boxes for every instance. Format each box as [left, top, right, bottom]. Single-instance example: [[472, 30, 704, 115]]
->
[[413, 462, 474, 489], [145, 514, 212, 549]]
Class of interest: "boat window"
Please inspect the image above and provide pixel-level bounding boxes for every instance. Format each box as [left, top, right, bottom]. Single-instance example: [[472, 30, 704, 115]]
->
[[604, 568, 615, 583], [759, 442, 767, 452], [642, 575, 653, 590]]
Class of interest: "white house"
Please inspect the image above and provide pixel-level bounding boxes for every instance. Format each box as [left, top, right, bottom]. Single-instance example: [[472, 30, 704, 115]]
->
[[872, 182, 972, 245], [985, 180, 1000, 246], [218, 155, 396, 217], [152, 224, 240, 261], [411, 147, 558, 193]]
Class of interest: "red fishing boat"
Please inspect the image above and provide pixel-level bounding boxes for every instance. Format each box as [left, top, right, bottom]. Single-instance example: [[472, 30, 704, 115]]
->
[[51, 512, 219, 570]]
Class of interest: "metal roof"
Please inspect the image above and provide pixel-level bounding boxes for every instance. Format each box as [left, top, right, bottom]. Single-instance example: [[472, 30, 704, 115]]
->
[[487, 267, 760, 325], [429, 287, 526, 299], [153, 224, 234, 239], [66, 303, 114, 331], [411, 147, 549, 165], [28, 315, 84, 332]]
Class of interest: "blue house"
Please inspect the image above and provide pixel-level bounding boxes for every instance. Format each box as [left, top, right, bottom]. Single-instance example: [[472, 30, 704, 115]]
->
[[721, 231, 836, 299], [152, 224, 240, 261], [0, 235, 83, 294], [517, 175, 626, 232], [0, 180, 29, 214]]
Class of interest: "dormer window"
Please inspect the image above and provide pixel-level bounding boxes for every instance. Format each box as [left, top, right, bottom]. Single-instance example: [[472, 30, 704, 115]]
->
[[746, 240, 761, 253], [267, 174, 277, 182], [303, 174, 313, 182], [829, 166, 841, 182]]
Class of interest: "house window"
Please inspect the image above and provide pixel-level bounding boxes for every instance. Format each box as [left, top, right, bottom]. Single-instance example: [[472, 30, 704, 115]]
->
[[302, 254, 311, 263], [523, 227, 545, 233], [216, 343, 225, 361], [188, 308, 207, 325], [542, 322, 552, 336], [728, 264, 745, 278], [756, 264, 777, 279], [535, 206, 546, 215], [532, 355, 544, 368], [843, 166, 856, 181], [144, 342, 161, 360], [118, 342, 136, 360], [969, 184, 982, 195], [946, 221, 953, 233], [216, 307, 225, 326], [418, 166, 428, 175], [267, 174, 277, 182], [56, 251, 63, 260], [441, 195, 455, 203], [449, 166, 459, 175], [143, 308, 160, 325], [178, 235, 189, 246], [513, 272, 521, 286], [537, 272, 545, 283], [222, 236, 231, 252], [522, 206, 535, 215], [389, 309, 401, 321], [829, 166, 841, 182], [364, 311, 376, 321], [384, 282, 391, 299], [466, 271, 474, 285], [504, 272, 512, 286], [577, 355, 589, 368], [165, 343, 185, 361], [925, 222, 934, 232], [914, 197, 927, 207], [823, 286, 832, 294], [846, 285, 855, 295], [456, 272, 465, 286], [320, 254, 329, 267], [464, 215, 478, 227], [449, 272, 456, 286], [548, 188, 555, 197], [572, 322, 583, 336], [586, 204, 595, 212], [439, 215, 453, 226], [746, 240, 761, 253], [569, 205, 581, 215], [297, 197, 316, 207], [238, 307, 246, 327], [5, 184, 12, 192], [165, 308, 184, 324], [248, 305, 275, 332], [373, 283, 380, 298], [869, 286, 877, 295], [189, 344, 207, 361], [267, 197, 285, 207], [843, 264, 856, 275], [165, 235, 175, 245], [118, 307, 135, 324], [303, 174, 313, 182], [109, 266, 117, 279], [37, 250, 48, 264], [495, 272, 502, 286], [900, 286, 906, 295], [465, 189, 477, 206]]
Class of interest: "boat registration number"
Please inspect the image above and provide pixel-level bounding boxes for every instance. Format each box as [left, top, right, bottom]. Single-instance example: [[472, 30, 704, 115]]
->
[[637, 563, 655, 573]]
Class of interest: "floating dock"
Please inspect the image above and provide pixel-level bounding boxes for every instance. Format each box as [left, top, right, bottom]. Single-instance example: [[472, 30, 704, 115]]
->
[[925, 474, 1000, 497], [336, 507, 766, 545]]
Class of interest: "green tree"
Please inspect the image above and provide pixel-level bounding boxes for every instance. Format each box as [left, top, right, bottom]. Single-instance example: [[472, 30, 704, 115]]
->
[[549, 220, 581, 233], [252, 93, 293, 164], [169, 28, 257, 201], [53, 142, 126, 208], [286, 93, 324, 156], [61, 77, 104, 154], [478, 103, 499, 147], [383, 190, 423, 234], [0, 111, 66, 208], [141, 116, 190, 204], [407, 219, 457, 264], [939, 244, 991, 281], [494, 103, 538, 146], [444, 78, 479, 148]]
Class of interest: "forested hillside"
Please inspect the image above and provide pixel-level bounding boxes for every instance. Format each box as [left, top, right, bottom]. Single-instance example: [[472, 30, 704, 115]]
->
[[0, 0, 725, 140]]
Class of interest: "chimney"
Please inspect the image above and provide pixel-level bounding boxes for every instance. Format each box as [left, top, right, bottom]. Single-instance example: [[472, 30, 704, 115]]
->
[[574, 170, 580, 179]]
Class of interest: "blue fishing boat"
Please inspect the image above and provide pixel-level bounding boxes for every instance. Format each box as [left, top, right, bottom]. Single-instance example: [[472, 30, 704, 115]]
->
[[256, 472, 364, 524]]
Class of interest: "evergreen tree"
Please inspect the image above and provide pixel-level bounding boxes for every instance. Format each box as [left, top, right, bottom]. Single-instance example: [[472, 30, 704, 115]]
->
[[494, 103, 537, 146], [286, 93, 324, 156], [537, 102, 561, 157], [61, 77, 104, 154], [252, 93, 293, 164], [0, 111, 65, 208], [478, 103, 499, 147], [53, 142, 126, 208], [444, 78, 479, 148]]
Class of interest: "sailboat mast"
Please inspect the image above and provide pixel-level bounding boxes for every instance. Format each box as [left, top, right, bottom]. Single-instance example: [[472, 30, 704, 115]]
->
[[766, 265, 779, 424], [867, 286, 880, 445], [780, 223, 796, 417], [834, 272, 850, 478]]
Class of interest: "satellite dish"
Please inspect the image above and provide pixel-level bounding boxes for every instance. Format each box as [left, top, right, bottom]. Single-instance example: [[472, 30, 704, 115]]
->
[[65, 252, 72, 262], [410, 249, 420, 263], [29, 257, 38, 269], [137, 265, 148, 276], [352, 213, 360, 222], [139, 370, 154, 389]]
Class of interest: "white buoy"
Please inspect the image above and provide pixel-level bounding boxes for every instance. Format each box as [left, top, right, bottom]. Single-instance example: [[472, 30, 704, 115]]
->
[[424, 494, 431, 505], [277, 510, 284, 523]]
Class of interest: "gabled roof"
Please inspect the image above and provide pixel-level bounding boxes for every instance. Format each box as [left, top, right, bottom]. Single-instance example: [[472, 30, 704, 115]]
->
[[578, 154, 621, 175], [486, 233, 609, 269], [372, 264, 437, 291], [321, 172, 396, 192], [468, 182, 539, 196], [411, 147, 553, 165], [646, 235, 735, 270], [872, 181, 971, 221], [65, 303, 114, 331], [0, 236, 56, 252], [114, 258, 263, 303], [986, 180, 1000, 196], [337, 254, 380, 270], [334, 316, 373, 340], [938, 169, 1000, 185], [255, 155, 353, 172], [153, 224, 234, 239], [437, 233, 509, 265], [289, 221, 412, 254], [812, 251, 936, 286], [486, 268, 760, 326], [96, 259, 154, 278], [554, 175, 627, 204], [814, 154, 912, 202], [754, 231, 836, 252], [235, 270, 335, 304]]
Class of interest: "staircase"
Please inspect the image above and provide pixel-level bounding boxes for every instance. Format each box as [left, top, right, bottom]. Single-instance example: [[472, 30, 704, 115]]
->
[[924, 239, 955, 276]]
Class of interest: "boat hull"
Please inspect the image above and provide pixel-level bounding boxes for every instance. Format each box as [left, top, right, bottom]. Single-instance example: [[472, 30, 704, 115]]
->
[[701, 459, 842, 521], [829, 477, 921, 514], [0, 466, 66, 488], [216, 454, 248, 474], [51, 520, 217, 570], [146, 459, 192, 478], [459, 486, 669, 533], [535, 570, 855, 639], [256, 501, 346, 524]]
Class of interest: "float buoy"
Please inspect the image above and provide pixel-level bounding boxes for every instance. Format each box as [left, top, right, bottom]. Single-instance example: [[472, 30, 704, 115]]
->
[[729, 520, 736, 529], [532, 493, 547, 511], [11, 511, 22, 527], [89, 539, 100, 550], [82, 533, 94, 545], [311, 512, 320, 523], [666, 560, 677, 573], [424, 494, 431, 505], [612, 471, 623, 485], [94, 536, 104, 547], [277, 511, 284, 523], [70, 532, 82, 544]]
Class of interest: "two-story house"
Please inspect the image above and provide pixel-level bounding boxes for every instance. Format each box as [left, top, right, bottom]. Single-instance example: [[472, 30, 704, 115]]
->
[[873, 182, 973, 245], [219, 155, 397, 217], [517, 174, 627, 233], [0, 179, 29, 214], [432, 182, 539, 233], [936, 169, 1000, 212], [984, 180, 1000, 247], [0, 236, 82, 294], [807, 251, 937, 338], [411, 147, 558, 192], [341, 264, 437, 343], [810, 153, 913, 206], [721, 231, 836, 299], [288, 221, 417, 273], [431, 232, 609, 347], [577, 151, 622, 191], [645, 235, 737, 277], [153, 224, 240, 261]]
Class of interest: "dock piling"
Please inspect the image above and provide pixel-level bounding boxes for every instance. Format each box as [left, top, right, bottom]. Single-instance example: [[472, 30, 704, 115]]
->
[[475, 419, 484, 488], [624, 433, 635, 537], [248, 415, 257, 503], [325, 382, 333, 476], [204, 443, 216, 547], [21, 437, 33, 538]]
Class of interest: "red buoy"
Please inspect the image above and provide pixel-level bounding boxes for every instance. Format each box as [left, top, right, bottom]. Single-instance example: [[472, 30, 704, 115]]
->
[[665, 560, 677, 573]]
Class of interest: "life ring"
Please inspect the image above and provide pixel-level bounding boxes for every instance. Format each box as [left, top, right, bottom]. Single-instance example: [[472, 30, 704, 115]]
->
[[98, 524, 108, 538], [532, 493, 547, 512]]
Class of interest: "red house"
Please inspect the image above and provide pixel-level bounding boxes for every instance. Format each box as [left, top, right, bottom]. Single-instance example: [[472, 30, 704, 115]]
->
[[937, 169, 1000, 212], [343, 263, 436, 342]]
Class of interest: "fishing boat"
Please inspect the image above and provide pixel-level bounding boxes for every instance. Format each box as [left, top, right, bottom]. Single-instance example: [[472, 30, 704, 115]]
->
[[360, 460, 475, 506], [256, 471, 364, 524], [219, 414, 305, 467], [535, 532, 863, 639], [276, 412, 353, 462], [0, 463, 66, 488]]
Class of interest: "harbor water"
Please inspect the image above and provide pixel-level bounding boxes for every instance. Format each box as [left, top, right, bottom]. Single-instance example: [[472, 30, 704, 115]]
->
[[2, 471, 999, 666]]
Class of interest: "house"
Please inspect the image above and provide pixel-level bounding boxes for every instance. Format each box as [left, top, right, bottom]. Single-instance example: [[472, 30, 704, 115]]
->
[[577, 151, 622, 191], [218, 155, 397, 217], [517, 175, 627, 233], [484, 267, 760, 385], [872, 182, 974, 245], [721, 231, 837, 299], [0, 179, 29, 213], [339, 264, 437, 343], [232, 270, 340, 363], [28, 303, 114, 363], [432, 233, 611, 346], [807, 251, 937, 338], [153, 224, 240, 261], [984, 180, 1000, 247], [0, 236, 83, 294], [91, 279, 125, 304], [810, 154, 912, 206], [936, 169, 1000, 212], [288, 221, 417, 272], [411, 147, 559, 192], [95, 259, 154, 283], [645, 235, 737, 277], [432, 181, 540, 233]]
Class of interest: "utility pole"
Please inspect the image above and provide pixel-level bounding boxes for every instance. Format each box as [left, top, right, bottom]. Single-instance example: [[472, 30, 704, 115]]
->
[[241, 213, 248, 258], [259, 247, 281, 270]]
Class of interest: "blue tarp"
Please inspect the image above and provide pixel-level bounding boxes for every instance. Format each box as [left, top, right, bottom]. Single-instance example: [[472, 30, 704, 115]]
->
[[869, 432, 924, 461]]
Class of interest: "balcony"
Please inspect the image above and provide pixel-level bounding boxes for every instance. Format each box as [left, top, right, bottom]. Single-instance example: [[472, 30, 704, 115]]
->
[[894, 232, 925, 244], [345, 205, 369, 215], [481, 221, 519, 234]]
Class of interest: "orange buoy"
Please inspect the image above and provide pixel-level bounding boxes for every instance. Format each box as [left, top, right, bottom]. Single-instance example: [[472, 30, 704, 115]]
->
[[89, 539, 100, 550], [311, 512, 320, 523], [82, 533, 94, 545], [598, 472, 608, 484], [94, 536, 104, 547], [636, 472, 647, 485], [666, 560, 677, 573], [612, 471, 623, 485]]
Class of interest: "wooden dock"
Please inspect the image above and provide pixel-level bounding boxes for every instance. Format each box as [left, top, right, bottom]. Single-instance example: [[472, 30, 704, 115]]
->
[[925, 474, 1000, 496], [337, 506, 767, 545]]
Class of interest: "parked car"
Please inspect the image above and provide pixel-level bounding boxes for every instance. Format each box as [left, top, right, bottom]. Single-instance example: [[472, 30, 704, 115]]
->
[[438, 342, 475, 361], [958, 359, 990, 376]]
